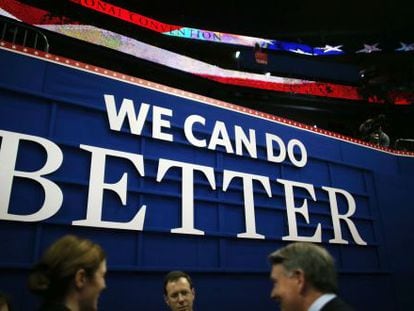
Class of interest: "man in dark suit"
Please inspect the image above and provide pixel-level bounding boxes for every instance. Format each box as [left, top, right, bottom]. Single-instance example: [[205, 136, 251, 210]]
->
[[269, 242, 354, 311]]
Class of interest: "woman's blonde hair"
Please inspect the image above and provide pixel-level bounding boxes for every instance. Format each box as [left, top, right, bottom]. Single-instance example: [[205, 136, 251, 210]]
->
[[28, 234, 106, 299]]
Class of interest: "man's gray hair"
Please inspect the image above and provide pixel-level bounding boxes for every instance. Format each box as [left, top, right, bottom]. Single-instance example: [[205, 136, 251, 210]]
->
[[269, 242, 338, 293]]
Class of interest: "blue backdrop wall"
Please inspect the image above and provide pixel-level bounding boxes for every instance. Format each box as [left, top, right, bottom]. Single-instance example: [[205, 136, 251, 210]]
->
[[0, 43, 413, 310]]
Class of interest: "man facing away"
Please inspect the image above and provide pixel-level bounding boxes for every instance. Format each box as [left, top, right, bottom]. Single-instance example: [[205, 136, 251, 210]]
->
[[269, 242, 354, 311], [163, 271, 195, 311]]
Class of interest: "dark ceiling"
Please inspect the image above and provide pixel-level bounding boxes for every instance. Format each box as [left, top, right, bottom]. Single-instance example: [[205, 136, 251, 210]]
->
[[129, 0, 412, 38], [9, 0, 414, 146]]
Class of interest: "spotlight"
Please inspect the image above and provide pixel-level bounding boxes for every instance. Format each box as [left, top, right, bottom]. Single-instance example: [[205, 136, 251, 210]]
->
[[235, 51, 240, 59]]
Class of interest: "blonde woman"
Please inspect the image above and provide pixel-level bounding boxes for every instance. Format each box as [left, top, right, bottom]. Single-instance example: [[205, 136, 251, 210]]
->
[[28, 235, 107, 311]]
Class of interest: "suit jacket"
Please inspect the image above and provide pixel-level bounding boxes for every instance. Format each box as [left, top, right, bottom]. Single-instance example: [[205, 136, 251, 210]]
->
[[38, 302, 71, 311], [321, 297, 354, 311]]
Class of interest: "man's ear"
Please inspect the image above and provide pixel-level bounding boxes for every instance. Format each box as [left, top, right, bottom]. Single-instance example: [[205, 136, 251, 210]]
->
[[164, 295, 170, 306], [293, 269, 306, 292], [75, 268, 87, 289], [192, 288, 195, 298]]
